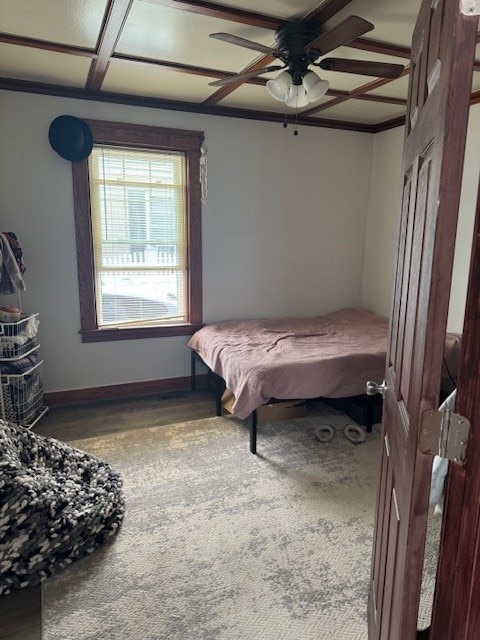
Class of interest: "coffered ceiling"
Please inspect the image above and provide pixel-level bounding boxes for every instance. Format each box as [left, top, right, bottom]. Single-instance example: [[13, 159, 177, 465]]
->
[[1, 0, 479, 132]]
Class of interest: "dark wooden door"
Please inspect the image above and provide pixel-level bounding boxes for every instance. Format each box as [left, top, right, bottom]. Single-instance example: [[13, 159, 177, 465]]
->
[[368, 2, 478, 639]]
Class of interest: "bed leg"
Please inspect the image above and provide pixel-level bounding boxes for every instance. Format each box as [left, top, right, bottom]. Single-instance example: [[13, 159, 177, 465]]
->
[[250, 411, 257, 454], [215, 375, 223, 416], [190, 350, 196, 391]]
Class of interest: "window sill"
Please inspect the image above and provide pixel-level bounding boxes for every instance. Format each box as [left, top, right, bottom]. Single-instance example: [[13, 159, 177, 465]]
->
[[79, 323, 204, 343]]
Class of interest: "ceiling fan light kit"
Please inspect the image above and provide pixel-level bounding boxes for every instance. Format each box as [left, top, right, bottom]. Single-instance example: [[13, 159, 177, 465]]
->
[[285, 83, 309, 108], [266, 70, 328, 105], [266, 71, 291, 102], [302, 71, 330, 102]]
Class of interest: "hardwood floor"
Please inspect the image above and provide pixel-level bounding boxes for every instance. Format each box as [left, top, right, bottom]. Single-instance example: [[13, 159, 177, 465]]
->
[[35, 389, 216, 441], [0, 390, 335, 639], [0, 586, 42, 640]]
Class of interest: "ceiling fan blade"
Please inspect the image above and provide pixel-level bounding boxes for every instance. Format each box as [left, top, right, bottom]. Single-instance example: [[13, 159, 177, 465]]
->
[[305, 16, 374, 55], [208, 65, 284, 87], [319, 57, 404, 79], [210, 33, 283, 58]]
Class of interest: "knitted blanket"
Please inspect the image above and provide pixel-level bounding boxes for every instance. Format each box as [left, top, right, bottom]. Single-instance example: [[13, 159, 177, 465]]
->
[[0, 421, 125, 595]]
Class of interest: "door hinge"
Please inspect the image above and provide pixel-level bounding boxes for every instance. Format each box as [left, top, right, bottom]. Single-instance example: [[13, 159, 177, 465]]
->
[[461, 0, 480, 15], [419, 408, 470, 465]]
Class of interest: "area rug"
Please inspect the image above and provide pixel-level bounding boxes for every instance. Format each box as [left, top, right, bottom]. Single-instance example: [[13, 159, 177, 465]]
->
[[42, 409, 381, 640]]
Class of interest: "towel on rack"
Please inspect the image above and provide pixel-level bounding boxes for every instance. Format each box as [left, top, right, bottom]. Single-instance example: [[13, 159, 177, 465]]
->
[[0, 232, 26, 294], [3, 232, 26, 274]]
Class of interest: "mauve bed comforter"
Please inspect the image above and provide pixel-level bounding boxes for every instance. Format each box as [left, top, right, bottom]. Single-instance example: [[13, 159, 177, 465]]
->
[[188, 308, 461, 420], [188, 308, 388, 419]]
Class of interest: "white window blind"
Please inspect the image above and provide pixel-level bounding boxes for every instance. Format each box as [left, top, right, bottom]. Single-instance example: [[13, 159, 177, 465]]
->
[[89, 146, 187, 327]]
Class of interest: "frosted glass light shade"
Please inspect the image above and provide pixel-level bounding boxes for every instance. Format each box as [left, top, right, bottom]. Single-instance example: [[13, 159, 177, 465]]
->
[[266, 71, 292, 102], [302, 71, 330, 102], [285, 84, 309, 108]]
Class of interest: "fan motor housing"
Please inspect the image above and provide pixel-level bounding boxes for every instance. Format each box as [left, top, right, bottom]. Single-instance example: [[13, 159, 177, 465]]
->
[[275, 21, 324, 84]]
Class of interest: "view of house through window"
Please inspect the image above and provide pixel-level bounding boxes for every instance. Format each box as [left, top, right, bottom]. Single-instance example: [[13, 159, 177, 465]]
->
[[89, 146, 187, 327]]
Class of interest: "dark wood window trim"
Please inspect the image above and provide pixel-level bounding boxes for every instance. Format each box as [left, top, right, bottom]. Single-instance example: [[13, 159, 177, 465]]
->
[[72, 119, 203, 343]]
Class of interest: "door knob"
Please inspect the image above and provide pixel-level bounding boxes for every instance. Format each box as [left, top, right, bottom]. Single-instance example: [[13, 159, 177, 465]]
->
[[366, 380, 388, 396]]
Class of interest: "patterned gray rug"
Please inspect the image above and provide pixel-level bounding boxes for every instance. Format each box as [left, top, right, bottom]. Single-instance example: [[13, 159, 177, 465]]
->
[[42, 409, 382, 640]]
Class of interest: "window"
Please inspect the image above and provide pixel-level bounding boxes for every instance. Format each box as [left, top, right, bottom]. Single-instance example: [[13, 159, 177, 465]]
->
[[72, 120, 203, 342]]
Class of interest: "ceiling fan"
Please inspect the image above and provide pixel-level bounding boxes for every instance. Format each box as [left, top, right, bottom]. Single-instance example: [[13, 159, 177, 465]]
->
[[208, 16, 404, 108]]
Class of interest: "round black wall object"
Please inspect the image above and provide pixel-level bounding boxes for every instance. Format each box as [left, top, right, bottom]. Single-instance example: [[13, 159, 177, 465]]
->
[[48, 115, 93, 161]]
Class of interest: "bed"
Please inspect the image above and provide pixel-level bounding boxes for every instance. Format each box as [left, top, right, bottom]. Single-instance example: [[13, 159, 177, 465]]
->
[[188, 308, 461, 453]]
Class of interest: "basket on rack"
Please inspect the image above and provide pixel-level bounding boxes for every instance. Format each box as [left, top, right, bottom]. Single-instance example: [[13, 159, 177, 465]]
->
[[0, 313, 39, 359], [0, 313, 48, 428]]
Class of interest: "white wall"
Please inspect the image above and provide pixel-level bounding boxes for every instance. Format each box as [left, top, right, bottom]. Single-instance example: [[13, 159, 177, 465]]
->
[[361, 126, 403, 319], [361, 104, 480, 333], [448, 104, 480, 332], [0, 90, 373, 393]]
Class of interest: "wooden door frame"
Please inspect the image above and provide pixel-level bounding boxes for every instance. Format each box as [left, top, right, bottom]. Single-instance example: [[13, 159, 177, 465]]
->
[[429, 159, 480, 638]]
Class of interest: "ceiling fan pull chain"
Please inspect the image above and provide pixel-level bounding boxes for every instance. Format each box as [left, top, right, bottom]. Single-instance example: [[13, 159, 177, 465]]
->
[[200, 142, 208, 204]]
